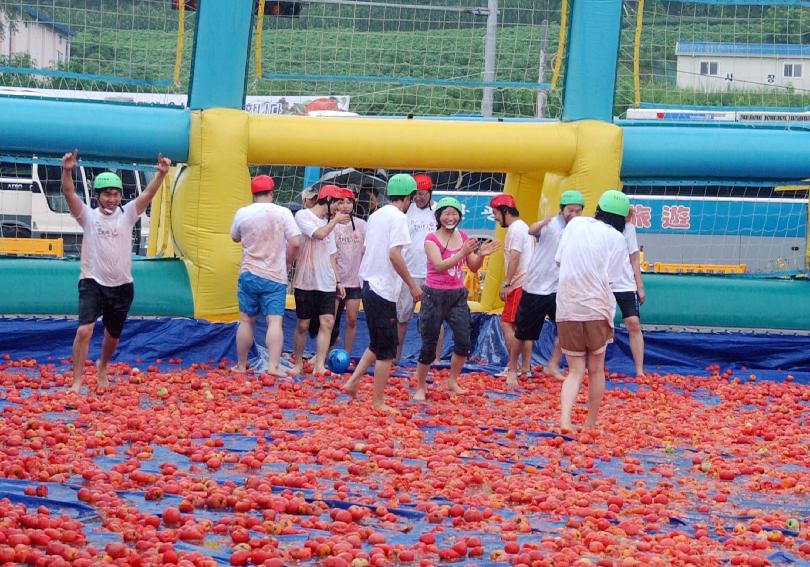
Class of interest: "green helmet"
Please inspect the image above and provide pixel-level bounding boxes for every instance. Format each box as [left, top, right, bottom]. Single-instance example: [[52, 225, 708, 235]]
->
[[559, 190, 585, 207], [597, 189, 629, 217], [93, 172, 123, 192], [386, 173, 417, 197], [434, 196, 463, 215]]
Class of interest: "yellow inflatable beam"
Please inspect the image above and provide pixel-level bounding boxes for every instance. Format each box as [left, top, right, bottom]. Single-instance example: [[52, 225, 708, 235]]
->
[[170, 112, 622, 319], [248, 116, 577, 173]]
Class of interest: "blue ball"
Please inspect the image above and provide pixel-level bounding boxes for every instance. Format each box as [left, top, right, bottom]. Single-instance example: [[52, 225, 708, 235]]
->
[[326, 348, 350, 374]]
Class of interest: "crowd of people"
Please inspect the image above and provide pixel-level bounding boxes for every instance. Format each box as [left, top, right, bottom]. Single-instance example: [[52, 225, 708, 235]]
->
[[62, 152, 646, 430]]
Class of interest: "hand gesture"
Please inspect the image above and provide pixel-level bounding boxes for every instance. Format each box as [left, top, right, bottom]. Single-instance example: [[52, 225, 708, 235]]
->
[[637, 287, 646, 305], [498, 286, 509, 302], [155, 153, 171, 175], [461, 237, 479, 255], [61, 149, 78, 172], [337, 283, 346, 300], [478, 239, 501, 257], [410, 283, 423, 303], [333, 211, 351, 225]]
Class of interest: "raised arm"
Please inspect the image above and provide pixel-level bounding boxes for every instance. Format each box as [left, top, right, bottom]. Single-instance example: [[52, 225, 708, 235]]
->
[[467, 239, 501, 273], [424, 236, 477, 273], [134, 154, 171, 216], [60, 150, 84, 218]]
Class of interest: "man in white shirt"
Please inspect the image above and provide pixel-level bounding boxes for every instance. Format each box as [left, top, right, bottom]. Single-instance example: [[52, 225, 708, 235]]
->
[[396, 173, 436, 360], [490, 193, 534, 384], [505, 191, 584, 385], [343, 174, 423, 413], [61, 149, 170, 394], [611, 215, 646, 379], [230, 175, 302, 377], [291, 185, 350, 375], [555, 190, 629, 432]]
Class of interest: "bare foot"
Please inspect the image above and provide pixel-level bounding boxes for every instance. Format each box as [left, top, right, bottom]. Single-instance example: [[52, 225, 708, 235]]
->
[[343, 376, 359, 398], [413, 387, 427, 401], [312, 366, 327, 375], [559, 423, 574, 434], [505, 371, 519, 387], [96, 362, 109, 391], [287, 364, 303, 376], [519, 367, 532, 377], [372, 402, 399, 415], [230, 365, 248, 373], [583, 420, 597, 431], [265, 366, 288, 378], [546, 365, 565, 381], [635, 371, 646, 380], [70, 378, 82, 394], [445, 380, 467, 395]]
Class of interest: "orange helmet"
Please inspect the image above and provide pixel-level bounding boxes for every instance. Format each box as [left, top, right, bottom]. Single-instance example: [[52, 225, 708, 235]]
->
[[489, 194, 516, 209], [251, 175, 275, 194], [413, 173, 433, 192], [317, 184, 345, 200]]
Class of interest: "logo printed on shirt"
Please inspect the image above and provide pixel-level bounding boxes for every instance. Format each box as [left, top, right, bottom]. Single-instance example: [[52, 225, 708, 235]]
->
[[94, 220, 119, 239]]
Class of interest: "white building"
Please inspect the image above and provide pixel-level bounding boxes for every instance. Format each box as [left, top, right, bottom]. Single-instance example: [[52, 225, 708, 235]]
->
[[0, 7, 73, 68], [676, 41, 810, 93]]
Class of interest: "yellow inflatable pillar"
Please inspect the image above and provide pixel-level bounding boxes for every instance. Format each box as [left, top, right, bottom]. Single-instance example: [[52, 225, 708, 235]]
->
[[558, 121, 623, 215], [171, 109, 251, 320]]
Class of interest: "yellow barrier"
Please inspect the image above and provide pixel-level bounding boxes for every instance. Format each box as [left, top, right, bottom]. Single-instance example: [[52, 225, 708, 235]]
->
[[0, 237, 63, 257], [652, 262, 747, 275]]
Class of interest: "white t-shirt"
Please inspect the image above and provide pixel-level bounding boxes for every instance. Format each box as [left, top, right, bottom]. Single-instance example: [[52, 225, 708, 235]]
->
[[75, 201, 139, 287], [555, 216, 627, 325], [503, 219, 533, 289], [359, 204, 411, 302], [610, 222, 640, 293], [523, 215, 566, 296], [230, 202, 301, 284], [292, 208, 338, 292], [403, 202, 436, 278], [334, 217, 366, 288]]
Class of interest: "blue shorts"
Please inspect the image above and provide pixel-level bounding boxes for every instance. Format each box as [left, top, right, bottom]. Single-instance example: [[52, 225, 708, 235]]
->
[[237, 272, 287, 317]]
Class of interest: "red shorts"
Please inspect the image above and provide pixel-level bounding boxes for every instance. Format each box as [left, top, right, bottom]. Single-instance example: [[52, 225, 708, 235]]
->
[[500, 287, 523, 324]]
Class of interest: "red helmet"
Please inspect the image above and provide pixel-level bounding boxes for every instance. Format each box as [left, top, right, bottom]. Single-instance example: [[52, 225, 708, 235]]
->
[[489, 194, 516, 209], [413, 173, 433, 192], [340, 188, 355, 200], [317, 184, 345, 200], [251, 175, 275, 194]]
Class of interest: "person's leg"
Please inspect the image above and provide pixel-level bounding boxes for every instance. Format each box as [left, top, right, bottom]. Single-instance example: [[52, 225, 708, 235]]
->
[[625, 315, 645, 378], [71, 323, 94, 393], [584, 350, 607, 429], [343, 348, 375, 397], [234, 312, 256, 373], [546, 337, 564, 380], [414, 288, 441, 400], [445, 353, 468, 395], [396, 322, 409, 361], [444, 290, 471, 395], [330, 297, 345, 348], [500, 320, 517, 380], [413, 361, 430, 401], [395, 283, 416, 360], [372, 358, 397, 413], [520, 340, 533, 375], [560, 354, 586, 432], [290, 318, 309, 374], [344, 299, 360, 355], [434, 326, 445, 364], [96, 329, 119, 390], [314, 313, 335, 373], [505, 337, 523, 386], [264, 315, 286, 377]]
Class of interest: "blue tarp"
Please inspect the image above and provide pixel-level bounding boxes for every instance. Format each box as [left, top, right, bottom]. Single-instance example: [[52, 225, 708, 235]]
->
[[3, 313, 810, 380]]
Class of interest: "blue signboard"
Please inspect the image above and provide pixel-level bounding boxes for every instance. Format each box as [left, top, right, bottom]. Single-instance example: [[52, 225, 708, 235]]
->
[[626, 197, 806, 238], [433, 192, 807, 239]]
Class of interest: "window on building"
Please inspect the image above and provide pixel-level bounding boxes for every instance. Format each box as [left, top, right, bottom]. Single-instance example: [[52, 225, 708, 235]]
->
[[784, 63, 803, 78], [700, 61, 719, 76]]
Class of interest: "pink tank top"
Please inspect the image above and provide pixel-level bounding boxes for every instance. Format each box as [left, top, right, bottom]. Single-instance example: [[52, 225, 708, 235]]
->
[[424, 231, 468, 290]]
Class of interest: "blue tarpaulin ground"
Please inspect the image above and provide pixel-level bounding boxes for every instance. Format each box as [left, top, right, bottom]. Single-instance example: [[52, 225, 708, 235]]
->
[[3, 312, 810, 380]]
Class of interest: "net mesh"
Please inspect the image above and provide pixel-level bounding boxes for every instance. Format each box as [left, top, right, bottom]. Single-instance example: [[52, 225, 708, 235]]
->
[[617, 1, 810, 116]]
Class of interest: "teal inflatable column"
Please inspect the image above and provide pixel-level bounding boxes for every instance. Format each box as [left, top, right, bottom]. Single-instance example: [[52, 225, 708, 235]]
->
[[187, 0, 254, 110], [561, 0, 623, 121]]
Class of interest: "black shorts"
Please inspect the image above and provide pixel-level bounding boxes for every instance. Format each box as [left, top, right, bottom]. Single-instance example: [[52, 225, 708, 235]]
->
[[514, 291, 556, 341], [294, 289, 336, 321], [77, 278, 134, 339], [361, 283, 398, 361], [614, 291, 640, 319], [343, 286, 362, 301]]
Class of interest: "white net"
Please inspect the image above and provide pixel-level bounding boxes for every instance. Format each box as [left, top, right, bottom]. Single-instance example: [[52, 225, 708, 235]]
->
[[617, 1, 810, 116], [250, 0, 568, 118]]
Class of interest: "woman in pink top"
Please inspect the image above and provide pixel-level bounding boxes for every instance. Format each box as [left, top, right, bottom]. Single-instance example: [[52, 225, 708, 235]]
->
[[331, 188, 366, 356], [414, 197, 500, 400]]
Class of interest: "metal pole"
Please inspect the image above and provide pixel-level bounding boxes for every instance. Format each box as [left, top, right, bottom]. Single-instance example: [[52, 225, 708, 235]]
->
[[536, 19, 548, 118], [481, 0, 498, 117]]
